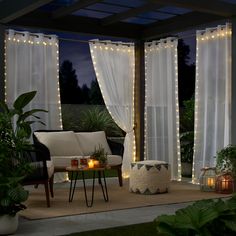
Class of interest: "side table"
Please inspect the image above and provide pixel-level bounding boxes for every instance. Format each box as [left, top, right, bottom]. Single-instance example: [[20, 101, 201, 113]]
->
[[66, 166, 109, 207]]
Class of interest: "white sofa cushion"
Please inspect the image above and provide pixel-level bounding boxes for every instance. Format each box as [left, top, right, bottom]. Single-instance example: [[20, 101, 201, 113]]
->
[[107, 155, 122, 166], [47, 160, 54, 178], [75, 131, 112, 155], [34, 131, 83, 156]]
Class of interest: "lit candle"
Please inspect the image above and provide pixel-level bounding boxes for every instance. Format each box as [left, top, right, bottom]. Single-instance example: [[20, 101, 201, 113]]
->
[[222, 179, 229, 190], [207, 178, 214, 187], [88, 159, 94, 168], [93, 160, 99, 168]]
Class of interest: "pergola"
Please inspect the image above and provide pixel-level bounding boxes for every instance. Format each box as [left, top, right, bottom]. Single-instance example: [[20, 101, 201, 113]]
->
[[0, 0, 236, 161]]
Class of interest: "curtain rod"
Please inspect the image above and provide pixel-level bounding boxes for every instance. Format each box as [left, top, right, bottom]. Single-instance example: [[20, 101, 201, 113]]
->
[[5, 30, 134, 46], [6, 29, 200, 44], [62, 37, 134, 46]]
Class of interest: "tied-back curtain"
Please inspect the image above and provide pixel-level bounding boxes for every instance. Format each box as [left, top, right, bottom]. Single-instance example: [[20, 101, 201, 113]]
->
[[89, 40, 135, 177], [144, 38, 181, 180], [193, 24, 231, 183], [5, 29, 62, 131]]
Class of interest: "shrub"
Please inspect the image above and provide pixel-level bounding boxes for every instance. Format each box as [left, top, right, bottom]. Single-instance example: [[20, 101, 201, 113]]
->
[[155, 195, 236, 236], [78, 107, 123, 137], [216, 145, 236, 178]]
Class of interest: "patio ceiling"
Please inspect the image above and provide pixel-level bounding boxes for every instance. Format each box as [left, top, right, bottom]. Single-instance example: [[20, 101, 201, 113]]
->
[[0, 0, 235, 40]]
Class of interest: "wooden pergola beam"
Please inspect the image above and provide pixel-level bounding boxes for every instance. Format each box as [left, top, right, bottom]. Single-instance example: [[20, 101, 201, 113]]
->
[[0, 0, 54, 23], [52, 0, 103, 19], [149, 0, 236, 17], [142, 12, 224, 40], [102, 3, 164, 26], [10, 11, 142, 39]]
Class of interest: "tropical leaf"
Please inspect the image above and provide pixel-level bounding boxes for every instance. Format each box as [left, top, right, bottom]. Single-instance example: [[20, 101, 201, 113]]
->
[[8, 185, 29, 202], [13, 91, 37, 110], [0, 100, 9, 112], [18, 109, 47, 122], [0, 198, 10, 207]]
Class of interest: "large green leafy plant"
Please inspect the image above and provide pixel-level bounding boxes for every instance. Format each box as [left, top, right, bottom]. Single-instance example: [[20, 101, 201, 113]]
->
[[155, 195, 236, 236], [0, 91, 46, 216], [78, 107, 123, 137]]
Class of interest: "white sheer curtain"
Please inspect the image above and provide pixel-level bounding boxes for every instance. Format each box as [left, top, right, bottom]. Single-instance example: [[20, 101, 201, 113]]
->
[[144, 38, 181, 180], [193, 24, 231, 183], [5, 29, 62, 131], [89, 40, 135, 177]]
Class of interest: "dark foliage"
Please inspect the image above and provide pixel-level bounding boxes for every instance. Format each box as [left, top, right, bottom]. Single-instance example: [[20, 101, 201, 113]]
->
[[59, 60, 82, 104], [89, 80, 104, 105], [178, 39, 195, 106]]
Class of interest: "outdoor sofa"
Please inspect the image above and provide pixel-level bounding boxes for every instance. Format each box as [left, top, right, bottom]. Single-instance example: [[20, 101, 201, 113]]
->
[[33, 130, 124, 189]]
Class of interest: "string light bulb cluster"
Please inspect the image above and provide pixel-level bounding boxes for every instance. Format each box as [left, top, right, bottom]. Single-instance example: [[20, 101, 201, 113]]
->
[[90, 41, 136, 178], [144, 38, 181, 181]]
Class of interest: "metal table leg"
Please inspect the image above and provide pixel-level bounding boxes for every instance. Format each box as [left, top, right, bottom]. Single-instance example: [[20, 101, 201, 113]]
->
[[82, 171, 95, 207], [68, 171, 79, 202], [82, 170, 109, 207], [99, 170, 109, 202]]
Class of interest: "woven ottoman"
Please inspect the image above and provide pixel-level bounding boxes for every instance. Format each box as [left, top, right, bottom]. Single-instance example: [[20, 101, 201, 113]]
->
[[129, 160, 171, 194]]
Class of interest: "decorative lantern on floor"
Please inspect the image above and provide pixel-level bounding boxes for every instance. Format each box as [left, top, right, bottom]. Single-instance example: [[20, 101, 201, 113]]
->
[[199, 167, 216, 191], [215, 172, 234, 194]]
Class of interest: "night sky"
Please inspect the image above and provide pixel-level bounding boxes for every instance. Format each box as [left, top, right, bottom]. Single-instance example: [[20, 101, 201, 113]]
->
[[58, 32, 131, 87], [59, 32, 196, 88]]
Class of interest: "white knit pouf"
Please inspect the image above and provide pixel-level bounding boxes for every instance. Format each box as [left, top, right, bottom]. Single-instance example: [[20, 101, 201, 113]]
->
[[129, 160, 171, 194]]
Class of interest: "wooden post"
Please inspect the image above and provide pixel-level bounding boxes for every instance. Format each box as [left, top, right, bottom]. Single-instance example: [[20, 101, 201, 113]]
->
[[134, 41, 145, 161], [0, 24, 5, 102], [232, 18, 236, 144]]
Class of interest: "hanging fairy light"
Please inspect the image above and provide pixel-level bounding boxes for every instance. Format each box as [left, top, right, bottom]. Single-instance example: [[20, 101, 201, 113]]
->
[[192, 24, 231, 184], [144, 38, 181, 181]]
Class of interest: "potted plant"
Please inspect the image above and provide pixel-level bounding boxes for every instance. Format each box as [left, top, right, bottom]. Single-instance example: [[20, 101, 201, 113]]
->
[[216, 145, 236, 179], [0, 91, 46, 235], [91, 145, 108, 167]]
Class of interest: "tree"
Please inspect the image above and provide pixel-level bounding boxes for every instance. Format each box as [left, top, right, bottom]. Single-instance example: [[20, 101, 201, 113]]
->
[[59, 60, 82, 104], [178, 39, 195, 106], [81, 84, 90, 104], [89, 80, 104, 105]]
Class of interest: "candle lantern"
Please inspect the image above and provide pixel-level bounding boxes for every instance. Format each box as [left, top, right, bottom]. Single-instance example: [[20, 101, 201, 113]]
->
[[199, 167, 216, 191], [215, 172, 234, 194]]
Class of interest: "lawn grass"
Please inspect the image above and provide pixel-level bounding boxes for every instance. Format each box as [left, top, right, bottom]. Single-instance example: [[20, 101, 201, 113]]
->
[[64, 222, 157, 236]]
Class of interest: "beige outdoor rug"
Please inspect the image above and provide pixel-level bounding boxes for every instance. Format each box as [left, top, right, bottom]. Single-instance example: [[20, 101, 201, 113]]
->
[[21, 179, 231, 220]]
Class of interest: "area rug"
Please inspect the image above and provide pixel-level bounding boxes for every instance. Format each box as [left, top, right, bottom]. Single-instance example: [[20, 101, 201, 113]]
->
[[21, 179, 231, 220]]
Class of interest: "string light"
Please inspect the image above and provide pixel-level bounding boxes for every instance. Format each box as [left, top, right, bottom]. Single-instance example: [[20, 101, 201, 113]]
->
[[4, 39, 7, 102], [90, 42, 135, 178], [174, 44, 182, 181], [55, 40, 63, 129], [5, 30, 63, 130], [144, 45, 148, 160], [193, 24, 231, 184], [144, 39, 181, 181]]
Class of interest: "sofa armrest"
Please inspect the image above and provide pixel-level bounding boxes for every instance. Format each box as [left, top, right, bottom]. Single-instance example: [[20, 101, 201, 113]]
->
[[107, 139, 124, 157], [33, 133, 51, 161]]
